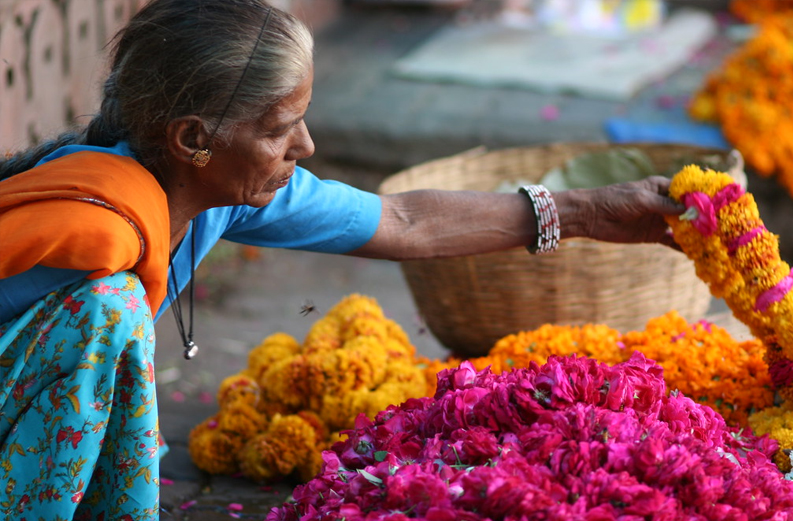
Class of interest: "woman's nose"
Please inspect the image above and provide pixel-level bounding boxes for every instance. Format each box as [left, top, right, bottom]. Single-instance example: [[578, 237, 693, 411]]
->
[[289, 120, 315, 161]]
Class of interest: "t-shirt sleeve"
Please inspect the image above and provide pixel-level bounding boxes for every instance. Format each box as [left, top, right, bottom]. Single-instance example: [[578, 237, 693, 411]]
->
[[219, 166, 382, 254]]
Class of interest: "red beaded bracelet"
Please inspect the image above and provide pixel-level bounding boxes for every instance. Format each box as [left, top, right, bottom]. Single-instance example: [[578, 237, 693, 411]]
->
[[519, 185, 560, 255]]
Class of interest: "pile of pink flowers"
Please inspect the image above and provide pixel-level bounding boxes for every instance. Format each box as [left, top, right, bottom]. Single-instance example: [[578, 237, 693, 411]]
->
[[268, 353, 793, 520]]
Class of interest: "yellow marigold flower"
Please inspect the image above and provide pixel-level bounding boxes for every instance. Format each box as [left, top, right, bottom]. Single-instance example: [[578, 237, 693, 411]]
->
[[295, 445, 325, 483], [188, 415, 244, 475], [748, 403, 793, 472], [267, 413, 320, 451], [382, 337, 415, 360], [217, 372, 261, 408], [296, 410, 329, 445], [238, 436, 295, 483], [363, 385, 409, 419], [382, 358, 430, 388], [366, 380, 427, 418], [260, 355, 310, 410], [300, 350, 349, 411], [237, 413, 321, 483], [384, 320, 414, 352], [302, 316, 342, 354], [774, 450, 792, 474], [341, 314, 389, 342], [772, 295, 793, 352], [217, 401, 268, 439], [320, 388, 370, 432], [668, 164, 793, 341], [327, 294, 385, 324], [299, 340, 389, 411], [341, 335, 389, 389], [668, 165, 732, 198], [256, 399, 294, 418], [248, 332, 301, 380], [340, 314, 417, 357]]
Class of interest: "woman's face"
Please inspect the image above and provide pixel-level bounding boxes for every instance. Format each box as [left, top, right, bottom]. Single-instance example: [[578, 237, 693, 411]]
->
[[197, 69, 316, 208]]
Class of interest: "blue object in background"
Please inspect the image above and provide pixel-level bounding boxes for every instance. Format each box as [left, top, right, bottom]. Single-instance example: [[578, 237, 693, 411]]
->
[[605, 118, 730, 149]]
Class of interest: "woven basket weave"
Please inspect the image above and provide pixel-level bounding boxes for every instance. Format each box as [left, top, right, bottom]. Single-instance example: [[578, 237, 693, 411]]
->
[[378, 142, 724, 357]]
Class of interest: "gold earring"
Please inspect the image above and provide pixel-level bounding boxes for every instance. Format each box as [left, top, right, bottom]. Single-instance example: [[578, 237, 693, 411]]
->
[[192, 149, 212, 168]]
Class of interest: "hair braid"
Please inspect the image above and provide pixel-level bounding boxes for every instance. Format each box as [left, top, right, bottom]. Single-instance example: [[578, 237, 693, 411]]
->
[[84, 73, 129, 148]]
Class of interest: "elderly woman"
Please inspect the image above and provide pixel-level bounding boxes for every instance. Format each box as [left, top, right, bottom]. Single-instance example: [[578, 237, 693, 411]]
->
[[0, 0, 683, 518]]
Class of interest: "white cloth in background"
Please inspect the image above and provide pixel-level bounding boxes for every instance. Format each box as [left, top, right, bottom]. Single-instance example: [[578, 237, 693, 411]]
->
[[392, 8, 717, 101]]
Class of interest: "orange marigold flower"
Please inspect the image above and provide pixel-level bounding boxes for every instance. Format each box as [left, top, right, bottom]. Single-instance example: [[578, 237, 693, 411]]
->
[[260, 355, 311, 411], [327, 294, 385, 324], [188, 415, 245, 475], [302, 317, 342, 354], [320, 388, 370, 432], [342, 315, 389, 342], [248, 332, 301, 380], [237, 414, 321, 483], [217, 401, 268, 439], [689, 12, 793, 192], [217, 372, 260, 408], [730, 0, 793, 24], [622, 312, 773, 426], [295, 445, 325, 483], [238, 436, 295, 483]]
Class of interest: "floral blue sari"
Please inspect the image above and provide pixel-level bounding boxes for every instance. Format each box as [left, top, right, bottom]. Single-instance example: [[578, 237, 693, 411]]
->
[[0, 271, 161, 520]]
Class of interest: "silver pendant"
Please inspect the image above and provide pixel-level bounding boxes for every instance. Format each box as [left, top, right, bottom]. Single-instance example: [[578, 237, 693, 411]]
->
[[183, 341, 199, 360]]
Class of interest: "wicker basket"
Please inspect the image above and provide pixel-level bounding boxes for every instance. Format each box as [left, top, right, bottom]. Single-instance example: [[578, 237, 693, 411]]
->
[[378, 142, 726, 357]]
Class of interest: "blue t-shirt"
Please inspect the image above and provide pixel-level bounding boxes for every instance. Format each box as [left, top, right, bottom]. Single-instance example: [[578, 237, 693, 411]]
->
[[0, 143, 382, 323]]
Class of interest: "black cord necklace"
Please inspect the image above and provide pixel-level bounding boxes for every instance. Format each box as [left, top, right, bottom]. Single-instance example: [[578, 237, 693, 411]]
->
[[169, 220, 199, 360], [165, 8, 272, 360]]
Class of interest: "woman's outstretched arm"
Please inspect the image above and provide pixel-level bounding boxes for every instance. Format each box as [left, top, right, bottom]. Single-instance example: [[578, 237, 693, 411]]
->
[[350, 176, 684, 260]]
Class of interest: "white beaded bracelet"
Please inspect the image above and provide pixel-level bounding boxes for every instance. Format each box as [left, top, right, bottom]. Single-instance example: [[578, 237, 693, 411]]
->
[[519, 185, 560, 255]]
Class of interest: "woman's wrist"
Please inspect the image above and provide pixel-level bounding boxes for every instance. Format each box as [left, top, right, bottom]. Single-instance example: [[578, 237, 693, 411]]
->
[[550, 189, 591, 241]]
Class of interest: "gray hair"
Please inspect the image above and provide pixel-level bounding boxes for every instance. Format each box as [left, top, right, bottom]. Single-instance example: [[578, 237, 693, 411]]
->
[[1, 0, 314, 178]]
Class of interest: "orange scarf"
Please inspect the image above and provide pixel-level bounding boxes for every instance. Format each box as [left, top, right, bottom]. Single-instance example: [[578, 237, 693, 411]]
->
[[0, 151, 171, 314]]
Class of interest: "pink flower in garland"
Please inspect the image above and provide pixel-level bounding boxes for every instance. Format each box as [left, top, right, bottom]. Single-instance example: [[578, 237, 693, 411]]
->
[[681, 191, 718, 235], [269, 354, 793, 520]]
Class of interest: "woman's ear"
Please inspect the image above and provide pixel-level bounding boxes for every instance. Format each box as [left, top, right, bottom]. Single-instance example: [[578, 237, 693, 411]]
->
[[164, 116, 209, 165]]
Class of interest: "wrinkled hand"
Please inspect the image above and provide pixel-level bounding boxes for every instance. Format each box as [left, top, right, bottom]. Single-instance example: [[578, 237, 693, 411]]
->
[[560, 176, 685, 249]]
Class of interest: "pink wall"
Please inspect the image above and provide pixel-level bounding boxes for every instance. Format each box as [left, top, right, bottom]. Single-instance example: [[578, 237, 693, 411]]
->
[[0, 0, 341, 152]]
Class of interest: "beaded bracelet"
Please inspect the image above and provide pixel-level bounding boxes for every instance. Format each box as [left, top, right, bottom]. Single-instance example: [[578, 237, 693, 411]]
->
[[519, 185, 560, 255]]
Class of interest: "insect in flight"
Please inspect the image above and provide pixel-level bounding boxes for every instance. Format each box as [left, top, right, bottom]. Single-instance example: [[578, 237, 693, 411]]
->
[[299, 300, 317, 316]]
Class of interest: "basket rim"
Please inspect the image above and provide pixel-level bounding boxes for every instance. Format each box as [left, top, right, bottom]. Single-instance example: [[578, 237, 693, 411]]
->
[[378, 141, 734, 195]]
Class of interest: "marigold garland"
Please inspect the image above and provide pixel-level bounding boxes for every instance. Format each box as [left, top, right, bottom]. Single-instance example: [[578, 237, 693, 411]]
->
[[730, 0, 793, 24], [689, 12, 793, 195], [188, 294, 437, 483], [665, 163, 793, 470]]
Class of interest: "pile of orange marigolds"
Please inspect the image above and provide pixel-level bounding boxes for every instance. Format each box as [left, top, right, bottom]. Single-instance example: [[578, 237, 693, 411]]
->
[[689, 0, 793, 195]]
